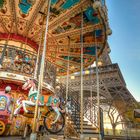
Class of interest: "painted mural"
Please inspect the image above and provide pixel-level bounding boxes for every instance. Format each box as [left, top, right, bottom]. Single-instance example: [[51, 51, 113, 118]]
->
[[0, 96, 7, 111], [0, 0, 106, 75], [60, 55, 93, 65], [52, 6, 100, 36], [49, 0, 81, 22], [61, 0, 80, 9], [84, 7, 99, 24], [18, 0, 36, 17], [0, 0, 4, 8], [0, 0, 7, 14], [56, 29, 102, 44]]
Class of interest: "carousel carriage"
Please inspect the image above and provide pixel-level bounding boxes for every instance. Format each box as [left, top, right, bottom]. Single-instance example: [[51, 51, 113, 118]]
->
[[0, 86, 13, 135]]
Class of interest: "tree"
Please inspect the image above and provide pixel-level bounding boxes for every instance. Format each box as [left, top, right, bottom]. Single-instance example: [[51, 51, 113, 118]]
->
[[103, 99, 133, 136]]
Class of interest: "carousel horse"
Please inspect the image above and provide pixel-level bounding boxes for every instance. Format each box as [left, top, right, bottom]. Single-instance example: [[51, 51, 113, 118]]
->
[[14, 79, 62, 124]]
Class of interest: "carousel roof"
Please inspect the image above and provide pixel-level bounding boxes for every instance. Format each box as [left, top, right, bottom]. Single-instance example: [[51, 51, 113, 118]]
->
[[0, 0, 108, 75]]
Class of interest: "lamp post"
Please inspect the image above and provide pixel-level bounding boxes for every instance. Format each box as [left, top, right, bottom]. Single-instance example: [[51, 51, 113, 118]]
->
[[30, 0, 51, 140]]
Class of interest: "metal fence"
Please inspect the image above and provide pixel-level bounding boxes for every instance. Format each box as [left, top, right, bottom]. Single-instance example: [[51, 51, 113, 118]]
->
[[0, 44, 56, 88], [104, 122, 140, 139]]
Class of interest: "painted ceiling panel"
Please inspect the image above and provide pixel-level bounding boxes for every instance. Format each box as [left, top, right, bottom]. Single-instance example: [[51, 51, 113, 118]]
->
[[61, 0, 80, 9], [84, 7, 100, 24], [18, 0, 32, 14], [51, 0, 58, 5], [0, 0, 4, 8]]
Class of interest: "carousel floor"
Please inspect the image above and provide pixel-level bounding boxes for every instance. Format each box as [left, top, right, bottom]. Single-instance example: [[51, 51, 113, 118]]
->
[[0, 135, 79, 140]]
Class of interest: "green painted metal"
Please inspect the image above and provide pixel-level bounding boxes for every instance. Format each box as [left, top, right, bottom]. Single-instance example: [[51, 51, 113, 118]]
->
[[0, 0, 4, 8]]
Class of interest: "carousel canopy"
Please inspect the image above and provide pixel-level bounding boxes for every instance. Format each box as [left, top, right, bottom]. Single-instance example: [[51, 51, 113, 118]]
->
[[0, 0, 107, 75]]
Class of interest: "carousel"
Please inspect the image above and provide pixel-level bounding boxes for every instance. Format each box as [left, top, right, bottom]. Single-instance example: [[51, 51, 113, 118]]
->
[[0, 0, 110, 138]]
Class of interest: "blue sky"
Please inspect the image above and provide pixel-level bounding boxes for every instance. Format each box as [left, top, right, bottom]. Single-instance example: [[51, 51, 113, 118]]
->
[[106, 0, 140, 101]]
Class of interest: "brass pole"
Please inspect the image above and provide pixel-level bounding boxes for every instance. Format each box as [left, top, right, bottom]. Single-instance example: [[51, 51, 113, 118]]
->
[[80, 10, 84, 138], [89, 65, 93, 120], [95, 33, 101, 139], [30, 0, 51, 139], [64, 36, 70, 139], [34, 25, 44, 79]]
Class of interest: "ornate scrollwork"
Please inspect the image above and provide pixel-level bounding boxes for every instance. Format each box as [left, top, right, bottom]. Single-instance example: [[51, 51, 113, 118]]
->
[[0, 44, 56, 88], [0, 0, 7, 14]]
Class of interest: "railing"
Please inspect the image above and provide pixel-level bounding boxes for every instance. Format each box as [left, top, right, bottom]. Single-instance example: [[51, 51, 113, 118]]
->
[[0, 45, 56, 88], [83, 97, 98, 128], [83, 97, 105, 136], [104, 122, 140, 139], [56, 83, 101, 133], [0, 45, 37, 75], [57, 82, 140, 138], [86, 63, 119, 74], [60, 63, 123, 81], [69, 94, 81, 133], [55, 83, 81, 133]]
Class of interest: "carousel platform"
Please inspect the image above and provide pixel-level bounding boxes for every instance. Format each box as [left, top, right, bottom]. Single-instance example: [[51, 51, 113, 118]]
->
[[0, 135, 80, 140], [0, 135, 98, 140]]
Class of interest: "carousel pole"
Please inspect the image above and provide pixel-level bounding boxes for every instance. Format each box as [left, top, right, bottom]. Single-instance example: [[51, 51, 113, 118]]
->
[[80, 10, 84, 140], [33, 45, 40, 79], [33, 26, 44, 134], [95, 34, 101, 139], [34, 24, 44, 79], [89, 65, 93, 120], [30, 0, 51, 140], [64, 36, 70, 139]]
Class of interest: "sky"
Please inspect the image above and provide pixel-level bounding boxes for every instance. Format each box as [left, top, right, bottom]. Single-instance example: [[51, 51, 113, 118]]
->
[[106, 0, 140, 101]]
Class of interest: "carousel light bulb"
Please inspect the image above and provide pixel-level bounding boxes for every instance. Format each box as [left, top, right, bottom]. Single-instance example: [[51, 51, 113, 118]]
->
[[70, 76, 75, 79], [98, 61, 103, 66], [93, 1, 102, 9], [56, 86, 60, 89], [106, 28, 112, 35], [85, 70, 90, 74], [5, 86, 11, 93], [71, 66, 75, 69]]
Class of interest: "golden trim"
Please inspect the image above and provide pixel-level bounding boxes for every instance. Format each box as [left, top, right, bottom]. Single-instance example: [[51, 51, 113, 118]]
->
[[6, 73, 16, 77]]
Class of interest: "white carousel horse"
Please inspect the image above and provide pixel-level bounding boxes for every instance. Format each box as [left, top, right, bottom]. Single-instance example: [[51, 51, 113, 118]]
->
[[14, 79, 62, 124], [14, 79, 37, 115]]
